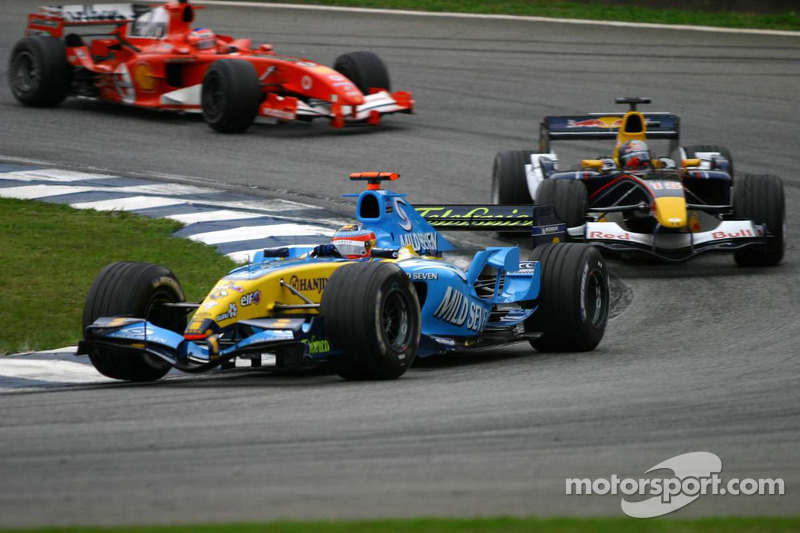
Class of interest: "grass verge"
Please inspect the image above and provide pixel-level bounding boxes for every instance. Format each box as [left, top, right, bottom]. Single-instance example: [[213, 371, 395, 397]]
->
[[2, 517, 800, 532], [262, 0, 800, 31], [0, 198, 236, 355]]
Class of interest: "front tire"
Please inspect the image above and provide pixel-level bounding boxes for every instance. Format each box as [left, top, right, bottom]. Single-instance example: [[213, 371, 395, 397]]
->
[[333, 51, 391, 94], [525, 243, 608, 352], [202, 59, 261, 133], [8, 36, 71, 107], [536, 178, 587, 230], [321, 262, 420, 380], [492, 150, 534, 205], [82, 262, 186, 381], [733, 174, 785, 267]]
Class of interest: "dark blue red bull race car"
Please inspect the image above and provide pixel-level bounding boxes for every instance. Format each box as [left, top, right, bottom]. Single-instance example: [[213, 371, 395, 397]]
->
[[492, 98, 785, 265]]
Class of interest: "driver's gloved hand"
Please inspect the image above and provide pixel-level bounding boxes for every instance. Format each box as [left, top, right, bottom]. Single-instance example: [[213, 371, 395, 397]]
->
[[310, 244, 341, 258]]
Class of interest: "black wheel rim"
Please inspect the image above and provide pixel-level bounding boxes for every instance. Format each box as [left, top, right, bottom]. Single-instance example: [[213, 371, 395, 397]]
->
[[203, 75, 224, 120], [585, 269, 608, 327], [10, 51, 39, 94], [381, 288, 412, 351]]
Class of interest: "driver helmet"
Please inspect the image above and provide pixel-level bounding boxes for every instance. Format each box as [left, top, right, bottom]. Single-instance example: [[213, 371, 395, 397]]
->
[[619, 140, 652, 169], [331, 223, 376, 259], [188, 27, 216, 51]]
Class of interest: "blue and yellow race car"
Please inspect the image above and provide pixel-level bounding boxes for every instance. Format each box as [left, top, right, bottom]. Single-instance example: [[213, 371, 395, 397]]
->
[[79, 173, 609, 381]]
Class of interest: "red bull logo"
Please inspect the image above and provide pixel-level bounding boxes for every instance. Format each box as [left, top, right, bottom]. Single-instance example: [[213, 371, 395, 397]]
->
[[567, 117, 623, 129]]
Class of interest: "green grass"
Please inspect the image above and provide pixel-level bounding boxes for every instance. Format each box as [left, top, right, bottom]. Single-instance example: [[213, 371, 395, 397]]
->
[[2, 517, 800, 532], [0, 198, 236, 355], [266, 0, 800, 31]]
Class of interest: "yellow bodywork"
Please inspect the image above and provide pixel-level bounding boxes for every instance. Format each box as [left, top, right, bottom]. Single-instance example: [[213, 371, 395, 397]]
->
[[188, 261, 345, 331], [613, 111, 648, 165], [653, 197, 687, 229]]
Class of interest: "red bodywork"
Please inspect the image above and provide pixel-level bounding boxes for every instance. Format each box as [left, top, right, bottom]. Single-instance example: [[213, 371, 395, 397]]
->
[[24, 2, 413, 127]]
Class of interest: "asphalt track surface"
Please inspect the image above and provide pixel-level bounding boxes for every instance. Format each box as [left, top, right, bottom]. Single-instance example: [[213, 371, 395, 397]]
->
[[1, 1, 799, 526]]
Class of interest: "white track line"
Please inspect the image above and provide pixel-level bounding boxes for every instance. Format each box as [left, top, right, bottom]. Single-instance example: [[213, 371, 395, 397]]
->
[[189, 223, 334, 245], [71, 195, 186, 211], [195, 0, 800, 37], [167, 209, 268, 224], [0, 184, 95, 199], [3, 169, 115, 182]]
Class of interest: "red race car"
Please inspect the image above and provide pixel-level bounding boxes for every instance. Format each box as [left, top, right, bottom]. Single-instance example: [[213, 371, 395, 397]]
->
[[8, 1, 413, 132]]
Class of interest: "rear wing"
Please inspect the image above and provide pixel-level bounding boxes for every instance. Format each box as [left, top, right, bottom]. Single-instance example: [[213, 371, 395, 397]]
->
[[539, 112, 680, 152], [415, 204, 565, 248], [26, 3, 149, 37]]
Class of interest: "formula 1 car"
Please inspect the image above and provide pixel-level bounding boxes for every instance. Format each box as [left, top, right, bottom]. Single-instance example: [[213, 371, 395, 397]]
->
[[8, 1, 413, 132], [491, 98, 785, 265], [78, 173, 609, 382]]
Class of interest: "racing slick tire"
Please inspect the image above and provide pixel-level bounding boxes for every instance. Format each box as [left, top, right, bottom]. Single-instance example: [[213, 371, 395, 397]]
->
[[492, 150, 534, 205], [321, 262, 420, 380], [732, 174, 785, 267], [202, 59, 261, 133], [492, 150, 534, 237], [525, 243, 608, 352], [8, 36, 72, 107], [333, 51, 391, 94], [682, 145, 734, 178], [536, 178, 587, 232], [82, 262, 186, 382]]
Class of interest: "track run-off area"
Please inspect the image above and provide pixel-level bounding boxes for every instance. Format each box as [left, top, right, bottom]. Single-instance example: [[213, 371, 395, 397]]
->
[[0, 1, 798, 527]]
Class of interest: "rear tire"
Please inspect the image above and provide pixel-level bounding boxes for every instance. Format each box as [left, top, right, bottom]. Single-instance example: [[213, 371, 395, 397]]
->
[[536, 178, 587, 230], [683, 144, 734, 178], [321, 262, 420, 380], [333, 51, 390, 94], [202, 59, 261, 133], [8, 36, 71, 107], [82, 262, 186, 381], [733, 174, 785, 267], [525, 243, 608, 352]]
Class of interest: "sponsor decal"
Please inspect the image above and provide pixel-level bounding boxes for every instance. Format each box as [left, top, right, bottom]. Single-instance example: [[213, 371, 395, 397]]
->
[[203, 301, 218, 311], [289, 275, 328, 294], [589, 230, 631, 241], [399, 232, 438, 252], [433, 287, 489, 332], [209, 289, 228, 300], [240, 290, 261, 307], [712, 228, 759, 239], [512, 261, 537, 274], [215, 303, 238, 322], [222, 283, 244, 293], [301, 75, 313, 91], [262, 107, 296, 121], [128, 7, 169, 39], [415, 206, 532, 227], [567, 118, 622, 129], [580, 262, 588, 321], [301, 336, 330, 355], [411, 272, 438, 280], [393, 197, 413, 231], [115, 326, 155, 338], [132, 62, 156, 92], [431, 336, 455, 346], [60, 4, 134, 22]]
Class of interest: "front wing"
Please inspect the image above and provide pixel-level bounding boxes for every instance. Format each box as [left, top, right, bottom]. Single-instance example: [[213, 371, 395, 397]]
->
[[79, 316, 341, 372], [573, 220, 768, 262]]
